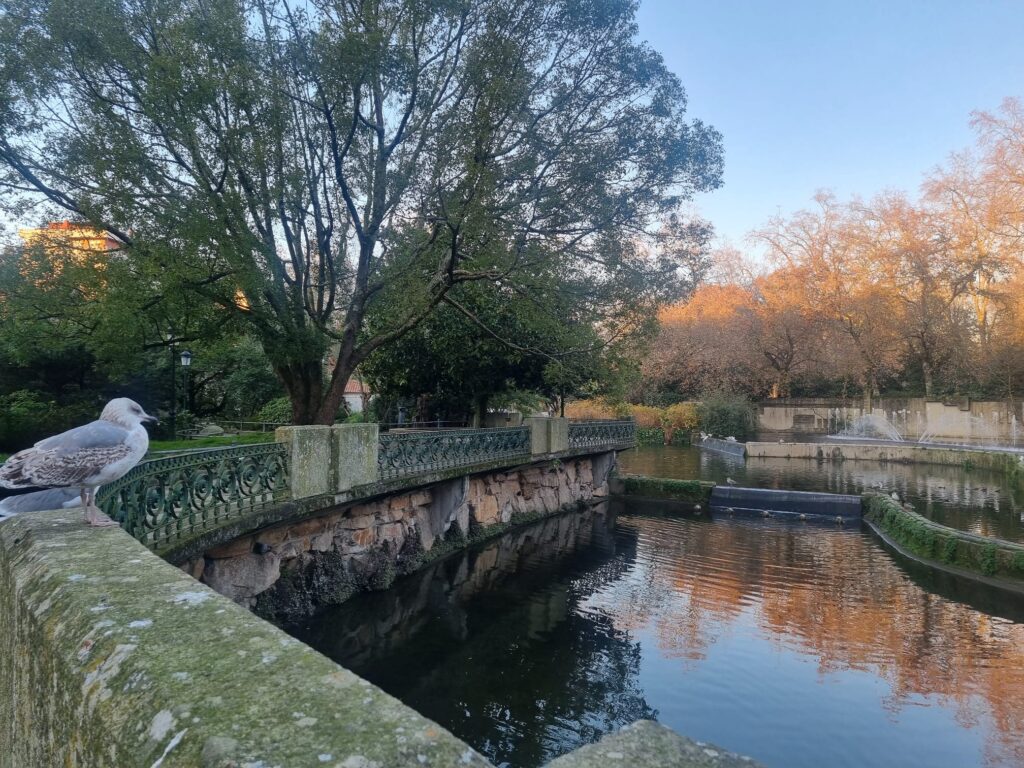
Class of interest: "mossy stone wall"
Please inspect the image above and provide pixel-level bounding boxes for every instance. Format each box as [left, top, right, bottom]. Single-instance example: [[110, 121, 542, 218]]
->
[[862, 493, 1024, 582], [0, 510, 492, 768]]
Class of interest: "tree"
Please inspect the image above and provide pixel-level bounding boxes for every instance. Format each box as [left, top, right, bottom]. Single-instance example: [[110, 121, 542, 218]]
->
[[757, 194, 902, 407], [361, 275, 657, 424], [742, 266, 822, 398], [0, 0, 722, 424]]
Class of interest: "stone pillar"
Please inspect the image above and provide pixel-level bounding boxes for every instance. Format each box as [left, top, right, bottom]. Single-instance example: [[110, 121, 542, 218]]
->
[[332, 424, 379, 492], [276, 426, 332, 499], [526, 417, 569, 455], [548, 417, 569, 453], [526, 417, 552, 455]]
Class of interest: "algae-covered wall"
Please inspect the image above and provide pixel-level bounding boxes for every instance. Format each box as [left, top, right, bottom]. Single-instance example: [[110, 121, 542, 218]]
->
[[0, 510, 494, 768], [611, 474, 715, 504], [862, 493, 1024, 584]]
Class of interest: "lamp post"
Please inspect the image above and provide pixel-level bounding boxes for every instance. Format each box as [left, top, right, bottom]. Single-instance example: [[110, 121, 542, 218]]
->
[[180, 350, 193, 419], [165, 331, 176, 439]]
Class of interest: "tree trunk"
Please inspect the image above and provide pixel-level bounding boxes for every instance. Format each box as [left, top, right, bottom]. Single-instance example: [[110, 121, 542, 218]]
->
[[922, 360, 934, 398], [472, 394, 489, 428], [277, 360, 325, 425]]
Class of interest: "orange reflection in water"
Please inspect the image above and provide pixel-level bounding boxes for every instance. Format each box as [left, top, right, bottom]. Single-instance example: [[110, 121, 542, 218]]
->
[[601, 516, 1024, 767]]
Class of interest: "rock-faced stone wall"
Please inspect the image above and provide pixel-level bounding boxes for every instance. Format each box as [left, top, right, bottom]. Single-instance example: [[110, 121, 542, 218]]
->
[[191, 455, 614, 622]]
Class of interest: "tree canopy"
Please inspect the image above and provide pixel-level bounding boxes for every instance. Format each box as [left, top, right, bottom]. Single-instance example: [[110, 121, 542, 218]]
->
[[0, 0, 723, 423], [641, 99, 1024, 407]]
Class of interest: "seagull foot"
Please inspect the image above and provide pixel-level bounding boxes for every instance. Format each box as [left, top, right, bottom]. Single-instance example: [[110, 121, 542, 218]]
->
[[85, 506, 118, 528]]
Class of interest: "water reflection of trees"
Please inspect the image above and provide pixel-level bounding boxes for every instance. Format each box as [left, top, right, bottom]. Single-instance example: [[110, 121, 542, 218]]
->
[[599, 516, 1024, 767], [292, 506, 655, 768], [620, 446, 1024, 541]]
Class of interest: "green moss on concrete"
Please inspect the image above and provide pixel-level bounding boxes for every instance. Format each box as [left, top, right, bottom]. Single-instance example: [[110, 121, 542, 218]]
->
[[863, 493, 1024, 584], [0, 510, 493, 768], [616, 474, 715, 504]]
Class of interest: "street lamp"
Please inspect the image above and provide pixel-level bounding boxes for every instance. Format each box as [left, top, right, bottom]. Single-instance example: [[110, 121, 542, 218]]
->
[[180, 350, 193, 418], [165, 331, 177, 439]]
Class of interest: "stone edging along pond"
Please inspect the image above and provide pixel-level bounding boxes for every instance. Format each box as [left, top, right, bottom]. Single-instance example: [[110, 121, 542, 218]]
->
[[610, 470, 1024, 592], [862, 493, 1024, 590]]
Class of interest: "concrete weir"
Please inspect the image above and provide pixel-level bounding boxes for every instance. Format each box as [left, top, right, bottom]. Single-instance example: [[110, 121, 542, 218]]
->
[[709, 486, 862, 520]]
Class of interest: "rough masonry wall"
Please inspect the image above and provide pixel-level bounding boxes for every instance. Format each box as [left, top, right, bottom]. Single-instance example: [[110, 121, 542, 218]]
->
[[193, 456, 612, 622]]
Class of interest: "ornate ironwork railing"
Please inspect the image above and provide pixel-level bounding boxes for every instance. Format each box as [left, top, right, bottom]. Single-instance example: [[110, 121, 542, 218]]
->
[[568, 419, 636, 450], [97, 443, 290, 551], [378, 427, 531, 481]]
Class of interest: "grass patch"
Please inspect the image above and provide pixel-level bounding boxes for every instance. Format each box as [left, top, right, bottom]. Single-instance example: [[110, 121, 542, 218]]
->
[[149, 433, 274, 454]]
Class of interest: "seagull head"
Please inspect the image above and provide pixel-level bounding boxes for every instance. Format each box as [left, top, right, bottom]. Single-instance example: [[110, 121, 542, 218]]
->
[[101, 398, 158, 428]]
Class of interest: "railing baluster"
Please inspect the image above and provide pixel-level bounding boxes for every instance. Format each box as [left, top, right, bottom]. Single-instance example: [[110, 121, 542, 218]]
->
[[97, 443, 290, 552]]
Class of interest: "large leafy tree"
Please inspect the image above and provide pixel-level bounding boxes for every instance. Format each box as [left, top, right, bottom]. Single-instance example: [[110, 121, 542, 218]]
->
[[0, 0, 722, 423]]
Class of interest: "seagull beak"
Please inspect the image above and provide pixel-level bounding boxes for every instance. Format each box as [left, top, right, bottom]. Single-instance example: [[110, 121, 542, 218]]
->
[[143, 412, 159, 424]]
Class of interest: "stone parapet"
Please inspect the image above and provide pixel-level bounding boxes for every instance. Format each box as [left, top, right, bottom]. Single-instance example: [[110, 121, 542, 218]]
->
[[0, 510, 492, 768], [332, 423, 379, 491], [276, 425, 332, 498], [526, 417, 569, 455]]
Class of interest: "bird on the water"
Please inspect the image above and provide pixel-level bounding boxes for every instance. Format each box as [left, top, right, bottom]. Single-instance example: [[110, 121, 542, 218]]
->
[[0, 398, 156, 527]]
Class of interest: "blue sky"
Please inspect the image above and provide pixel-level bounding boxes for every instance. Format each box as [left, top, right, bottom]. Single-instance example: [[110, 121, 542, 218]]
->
[[636, 0, 1024, 249]]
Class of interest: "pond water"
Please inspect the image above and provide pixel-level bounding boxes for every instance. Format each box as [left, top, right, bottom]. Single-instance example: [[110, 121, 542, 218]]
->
[[288, 503, 1024, 768], [619, 444, 1024, 543]]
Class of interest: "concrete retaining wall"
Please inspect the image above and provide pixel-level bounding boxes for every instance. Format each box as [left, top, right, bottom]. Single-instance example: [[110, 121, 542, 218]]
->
[[747, 440, 1024, 476], [697, 438, 746, 458], [758, 398, 1022, 441], [610, 474, 715, 505]]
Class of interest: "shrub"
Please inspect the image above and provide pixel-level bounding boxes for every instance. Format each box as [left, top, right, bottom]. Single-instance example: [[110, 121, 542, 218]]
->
[[565, 397, 626, 421], [256, 396, 292, 424], [664, 402, 698, 430], [0, 391, 96, 451], [564, 398, 623, 420], [696, 392, 757, 440], [627, 404, 663, 428]]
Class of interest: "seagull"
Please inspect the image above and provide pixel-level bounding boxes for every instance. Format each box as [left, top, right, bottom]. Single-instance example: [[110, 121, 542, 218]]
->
[[726, 477, 737, 486], [0, 488, 83, 520], [0, 398, 156, 527]]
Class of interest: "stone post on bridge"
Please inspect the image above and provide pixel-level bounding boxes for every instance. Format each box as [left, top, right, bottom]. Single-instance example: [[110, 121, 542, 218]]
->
[[276, 424, 380, 499], [526, 417, 569, 455]]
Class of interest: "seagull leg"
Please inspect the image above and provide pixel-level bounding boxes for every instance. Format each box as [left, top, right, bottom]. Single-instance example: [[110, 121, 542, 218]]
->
[[83, 487, 117, 528]]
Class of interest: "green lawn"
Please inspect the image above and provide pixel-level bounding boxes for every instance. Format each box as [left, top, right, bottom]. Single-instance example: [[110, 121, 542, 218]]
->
[[148, 432, 275, 454], [0, 434, 272, 467]]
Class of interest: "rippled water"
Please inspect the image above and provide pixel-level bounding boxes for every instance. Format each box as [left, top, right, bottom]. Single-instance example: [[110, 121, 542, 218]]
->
[[619, 444, 1024, 543], [289, 504, 1024, 768]]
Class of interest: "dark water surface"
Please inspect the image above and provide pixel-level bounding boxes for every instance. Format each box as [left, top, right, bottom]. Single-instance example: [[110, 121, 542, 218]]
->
[[620, 444, 1024, 543], [289, 504, 1024, 768]]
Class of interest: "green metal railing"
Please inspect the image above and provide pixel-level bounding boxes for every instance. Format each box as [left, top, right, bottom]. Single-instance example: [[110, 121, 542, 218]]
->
[[98, 421, 635, 550], [97, 442, 290, 551], [378, 427, 531, 481], [568, 419, 636, 450]]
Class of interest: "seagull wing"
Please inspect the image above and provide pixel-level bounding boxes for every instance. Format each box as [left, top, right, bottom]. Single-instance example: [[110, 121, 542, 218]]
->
[[35, 420, 130, 452], [0, 421, 133, 489]]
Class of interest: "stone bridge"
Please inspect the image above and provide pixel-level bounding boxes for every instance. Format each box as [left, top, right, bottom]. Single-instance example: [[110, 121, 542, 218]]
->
[[98, 418, 634, 619]]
